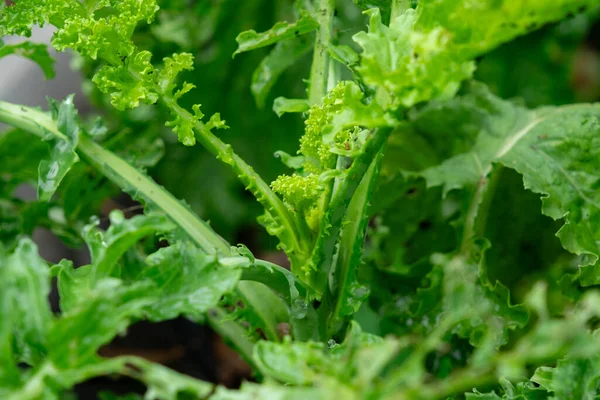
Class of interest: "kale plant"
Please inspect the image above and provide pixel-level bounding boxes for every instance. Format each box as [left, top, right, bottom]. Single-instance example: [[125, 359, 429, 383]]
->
[[1, 0, 600, 398]]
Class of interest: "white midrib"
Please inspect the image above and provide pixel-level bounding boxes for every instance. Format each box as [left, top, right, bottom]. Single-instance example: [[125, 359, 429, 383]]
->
[[495, 112, 541, 159], [482, 112, 542, 176]]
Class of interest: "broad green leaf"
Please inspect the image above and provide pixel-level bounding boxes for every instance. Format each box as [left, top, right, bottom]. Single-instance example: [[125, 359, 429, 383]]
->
[[54, 259, 91, 315], [233, 10, 319, 56], [477, 168, 570, 295], [38, 96, 80, 201], [369, 252, 528, 390], [412, 82, 600, 285], [359, 176, 459, 340], [252, 35, 313, 108], [342, 322, 399, 386], [417, 84, 532, 191], [365, 178, 457, 277], [150, 12, 194, 48], [469, 300, 600, 399], [531, 367, 554, 391], [0, 40, 55, 79], [140, 242, 241, 321]]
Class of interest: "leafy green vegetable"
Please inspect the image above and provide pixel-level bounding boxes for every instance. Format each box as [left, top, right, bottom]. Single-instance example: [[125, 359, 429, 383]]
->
[[140, 242, 243, 321], [407, 82, 600, 285], [1, 0, 600, 399]]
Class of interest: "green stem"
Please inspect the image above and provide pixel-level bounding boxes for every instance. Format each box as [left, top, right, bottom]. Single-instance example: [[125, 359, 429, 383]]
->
[[81, 135, 233, 253], [460, 166, 502, 255], [308, 0, 335, 105], [460, 177, 488, 254], [474, 165, 502, 239], [161, 95, 310, 268], [160, 98, 311, 343]]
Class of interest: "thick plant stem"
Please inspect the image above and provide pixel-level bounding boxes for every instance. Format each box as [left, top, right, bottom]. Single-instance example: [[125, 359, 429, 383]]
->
[[308, 0, 335, 105]]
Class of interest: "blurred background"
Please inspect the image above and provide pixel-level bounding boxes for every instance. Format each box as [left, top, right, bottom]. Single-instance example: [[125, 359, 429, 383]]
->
[[1, 0, 600, 398]]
